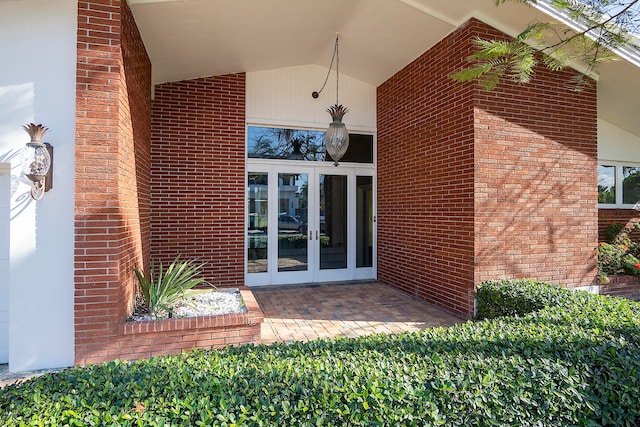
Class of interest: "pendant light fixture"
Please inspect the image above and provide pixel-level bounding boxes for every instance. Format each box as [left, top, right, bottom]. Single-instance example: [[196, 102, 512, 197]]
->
[[312, 34, 349, 166]]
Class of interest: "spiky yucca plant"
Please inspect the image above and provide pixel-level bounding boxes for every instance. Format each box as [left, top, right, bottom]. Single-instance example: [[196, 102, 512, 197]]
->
[[133, 257, 213, 319]]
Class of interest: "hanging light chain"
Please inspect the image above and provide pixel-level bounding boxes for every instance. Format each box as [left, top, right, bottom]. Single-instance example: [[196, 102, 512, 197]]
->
[[312, 34, 341, 100], [335, 34, 340, 106]]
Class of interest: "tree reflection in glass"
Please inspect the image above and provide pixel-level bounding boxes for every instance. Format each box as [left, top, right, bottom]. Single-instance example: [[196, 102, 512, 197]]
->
[[248, 127, 325, 161], [623, 166, 640, 205]]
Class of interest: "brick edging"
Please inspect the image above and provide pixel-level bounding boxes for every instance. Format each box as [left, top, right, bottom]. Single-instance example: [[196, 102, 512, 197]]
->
[[599, 275, 640, 301], [119, 287, 264, 335]]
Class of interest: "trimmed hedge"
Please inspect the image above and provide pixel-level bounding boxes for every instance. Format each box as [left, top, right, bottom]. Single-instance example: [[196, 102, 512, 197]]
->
[[475, 278, 571, 320], [1, 282, 639, 426]]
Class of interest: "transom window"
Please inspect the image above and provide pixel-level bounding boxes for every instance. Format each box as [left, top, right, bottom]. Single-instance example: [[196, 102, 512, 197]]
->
[[598, 162, 640, 208], [247, 126, 374, 164]]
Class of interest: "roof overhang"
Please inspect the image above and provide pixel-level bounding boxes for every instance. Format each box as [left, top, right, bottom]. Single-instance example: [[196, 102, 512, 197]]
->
[[128, 0, 640, 137]]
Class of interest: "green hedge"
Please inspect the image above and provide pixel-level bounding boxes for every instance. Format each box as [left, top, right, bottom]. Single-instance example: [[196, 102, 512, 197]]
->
[[475, 278, 572, 320], [1, 284, 639, 426]]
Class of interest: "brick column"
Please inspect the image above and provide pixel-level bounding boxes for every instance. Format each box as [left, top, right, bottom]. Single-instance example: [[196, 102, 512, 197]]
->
[[377, 19, 598, 318], [75, 0, 151, 364]]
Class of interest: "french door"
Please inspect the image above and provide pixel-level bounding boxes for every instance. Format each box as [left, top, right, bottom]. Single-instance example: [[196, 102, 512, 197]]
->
[[246, 164, 374, 286]]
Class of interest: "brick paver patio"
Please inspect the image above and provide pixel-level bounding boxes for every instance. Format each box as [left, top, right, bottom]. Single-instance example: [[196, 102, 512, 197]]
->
[[0, 282, 462, 388], [252, 281, 463, 344]]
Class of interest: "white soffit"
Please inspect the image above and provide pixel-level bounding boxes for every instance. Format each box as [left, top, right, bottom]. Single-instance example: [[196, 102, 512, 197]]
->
[[128, 0, 640, 137], [128, 0, 532, 86]]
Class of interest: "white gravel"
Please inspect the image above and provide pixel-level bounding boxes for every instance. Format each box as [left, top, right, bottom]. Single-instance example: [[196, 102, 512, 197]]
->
[[173, 288, 246, 317], [130, 288, 246, 321]]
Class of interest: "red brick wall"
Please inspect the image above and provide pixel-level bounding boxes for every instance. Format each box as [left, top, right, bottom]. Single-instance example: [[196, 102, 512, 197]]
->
[[150, 74, 246, 288], [599, 275, 640, 301], [377, 19, 598, 318], [78, 288, 263, 366], [75, 3, 248, 365], [118, 0, 152, 321], [75, 0, 152, 364], [598, 209, 640, 241], [377, 21, 476, 318], [473, 22, 598, 290]]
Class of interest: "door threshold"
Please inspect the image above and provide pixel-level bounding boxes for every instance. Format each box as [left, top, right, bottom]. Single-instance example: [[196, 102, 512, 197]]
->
[[249, 279, 377, 290]]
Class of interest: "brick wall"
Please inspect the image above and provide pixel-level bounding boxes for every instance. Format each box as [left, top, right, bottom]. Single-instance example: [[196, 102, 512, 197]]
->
[[377, 19, 598, 318], [79, 287, 263, 366], [598, 209, 640, 241], [377, 21, 476, 318], [599, 275, 640, 301], [150, 74, 246, 288], [74, 4, 256, 366], [118, 0, 152, 321], [75, 0, 152, 364], [473, 22, 598, 290]]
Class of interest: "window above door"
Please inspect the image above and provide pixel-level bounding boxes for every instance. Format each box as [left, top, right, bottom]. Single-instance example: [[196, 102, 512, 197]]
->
[[247, 126, 374, 164]]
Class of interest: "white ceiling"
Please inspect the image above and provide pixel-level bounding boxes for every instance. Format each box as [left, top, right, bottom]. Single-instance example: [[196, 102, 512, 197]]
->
[[129, 0, 640, 137]]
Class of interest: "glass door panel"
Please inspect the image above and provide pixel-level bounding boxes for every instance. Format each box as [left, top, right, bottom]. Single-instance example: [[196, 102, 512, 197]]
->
[[319, 174, 347, 270], [356, 176, 373, 268], [247, 173, 268, 274], [247, 165, 375, 285], [277, 173, 309, 272]]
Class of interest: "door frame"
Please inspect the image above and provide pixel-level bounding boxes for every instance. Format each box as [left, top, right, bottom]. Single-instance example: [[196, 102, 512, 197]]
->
[[246, 160, 376, 286]]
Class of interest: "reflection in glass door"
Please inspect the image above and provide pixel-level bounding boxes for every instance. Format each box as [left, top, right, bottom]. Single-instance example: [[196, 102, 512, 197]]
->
[[277, 173, 308, 272], [319, 175, 347, 270], [356, 176, 373, 269], [247, 173, 268, 274], [246, 166, 375, 286]]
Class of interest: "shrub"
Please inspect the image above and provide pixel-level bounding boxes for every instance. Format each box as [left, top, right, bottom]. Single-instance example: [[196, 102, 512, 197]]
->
[[1, 284, 639, 426], [604, 222, 624, 243], [133, 257, 213, 319], [475, 278, 569, 320], [598, 242, 627, 278], [623, 254, 640, 276], [599, 221, 640, 282]]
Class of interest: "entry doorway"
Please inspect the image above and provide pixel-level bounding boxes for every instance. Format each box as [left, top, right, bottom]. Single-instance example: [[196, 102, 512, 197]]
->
[[246, 164, 375, 286]]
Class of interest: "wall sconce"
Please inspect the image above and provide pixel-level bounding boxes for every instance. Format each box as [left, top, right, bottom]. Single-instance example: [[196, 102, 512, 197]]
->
[[20, 123, 53, 200], [312, 34, 350, 166]]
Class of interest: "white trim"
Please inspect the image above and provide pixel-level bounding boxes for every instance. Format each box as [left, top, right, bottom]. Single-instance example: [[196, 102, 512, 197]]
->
[[398, 0, 459, 27], [245, 123, 376, 287], [245, 164, 376, 287], [530, 0, 640, 69], [247, 118, 376, 135], [598, 160, 640, 208], [573, 285, 600, 294]]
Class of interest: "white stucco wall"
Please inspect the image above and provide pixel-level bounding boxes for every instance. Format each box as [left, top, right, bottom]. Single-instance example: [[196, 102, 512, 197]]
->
[[598, 119, 640, 163], [247, 65, 377, 132], [0, 0, 76, 372], [0, 165, 9, 363]]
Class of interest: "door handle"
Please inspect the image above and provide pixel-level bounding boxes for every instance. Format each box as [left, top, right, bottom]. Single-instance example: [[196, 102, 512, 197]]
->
[[309, 230, 312, 241], [316, 230, 319, 240]]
